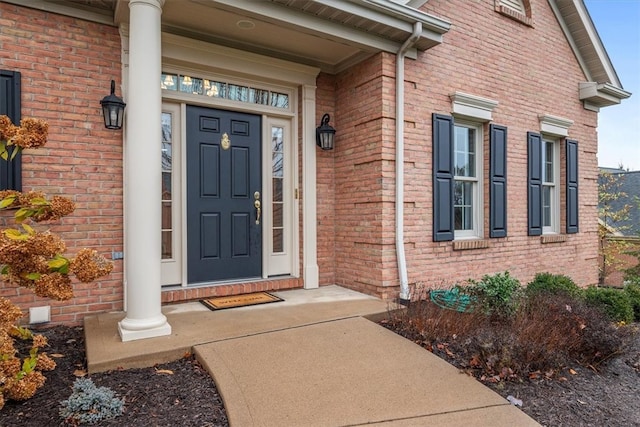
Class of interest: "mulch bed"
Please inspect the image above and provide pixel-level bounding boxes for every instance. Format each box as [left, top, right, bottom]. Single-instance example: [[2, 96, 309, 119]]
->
[[2, 323, 639, 426], [2, 326, 228, 427]]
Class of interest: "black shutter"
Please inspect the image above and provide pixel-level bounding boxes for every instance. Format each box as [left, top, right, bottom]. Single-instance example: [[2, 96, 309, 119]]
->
[[0, 70, 22, 191], [527, 131, 542, 236], [433, 113, 454, 242], [566, 139, 579, 234], [490, 124, 507, 238]]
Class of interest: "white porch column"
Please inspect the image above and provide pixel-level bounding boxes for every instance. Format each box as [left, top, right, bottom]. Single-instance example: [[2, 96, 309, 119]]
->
[[302, 85, 319, 288], [118, 0, 171, 341]]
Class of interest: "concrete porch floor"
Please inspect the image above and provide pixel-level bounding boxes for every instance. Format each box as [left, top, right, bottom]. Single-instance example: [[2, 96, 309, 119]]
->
[[84, 285, 394, 373], [84, 285, 539, 426]]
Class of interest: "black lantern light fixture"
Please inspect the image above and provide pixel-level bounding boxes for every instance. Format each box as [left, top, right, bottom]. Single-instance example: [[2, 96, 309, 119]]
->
[[100, 80, 126, 130], [316, 113, 336, 150]]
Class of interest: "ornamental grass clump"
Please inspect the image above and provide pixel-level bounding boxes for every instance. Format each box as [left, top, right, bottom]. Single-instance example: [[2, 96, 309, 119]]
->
[[0, 115, 113, 409], [59, 378, 124, 425]]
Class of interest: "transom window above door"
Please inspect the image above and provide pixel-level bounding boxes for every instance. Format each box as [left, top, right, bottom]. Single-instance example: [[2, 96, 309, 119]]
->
[[161, 72, 290, 110]]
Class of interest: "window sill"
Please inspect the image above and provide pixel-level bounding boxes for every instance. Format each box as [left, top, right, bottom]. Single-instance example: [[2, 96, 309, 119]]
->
[[453, 239, 490, 251], [541, 234, 567, 244]]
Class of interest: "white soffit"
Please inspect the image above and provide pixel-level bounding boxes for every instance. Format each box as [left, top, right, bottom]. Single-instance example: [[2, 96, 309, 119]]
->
[[539, 114, 573, 137], [450, 92, 499, 122]]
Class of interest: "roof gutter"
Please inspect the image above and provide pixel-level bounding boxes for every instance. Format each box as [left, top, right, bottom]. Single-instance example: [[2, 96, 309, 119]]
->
[[396, 21, 422, 305]]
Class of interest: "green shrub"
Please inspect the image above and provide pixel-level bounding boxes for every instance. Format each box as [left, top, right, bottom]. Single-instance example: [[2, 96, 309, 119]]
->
[[585, 286, 634, 323], [526, 272, 583, 299], [464, 271, 523, 317], [623, 282, 640, 322]]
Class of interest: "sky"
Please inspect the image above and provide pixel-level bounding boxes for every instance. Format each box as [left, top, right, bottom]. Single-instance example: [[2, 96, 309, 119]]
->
[[583, 0, 640, 170]]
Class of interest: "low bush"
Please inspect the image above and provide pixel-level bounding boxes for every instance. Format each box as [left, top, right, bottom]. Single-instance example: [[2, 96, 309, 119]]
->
[[526, 272, 584, 299], [585, 286, 634, 323], [623, 282, 640, 321], [383, 283, 631, 382], [463, 271, 523, 318]]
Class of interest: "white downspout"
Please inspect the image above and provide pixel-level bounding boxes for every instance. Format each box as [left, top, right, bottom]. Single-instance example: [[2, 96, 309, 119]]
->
[[396, 22, 422, 304]]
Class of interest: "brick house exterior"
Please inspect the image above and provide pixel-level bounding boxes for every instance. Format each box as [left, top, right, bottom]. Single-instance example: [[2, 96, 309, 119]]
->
[[0, 0, 630, 338]]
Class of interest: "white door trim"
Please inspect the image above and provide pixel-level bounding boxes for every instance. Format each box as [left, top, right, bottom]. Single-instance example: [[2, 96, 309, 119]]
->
[[156, 36, 319, 287]]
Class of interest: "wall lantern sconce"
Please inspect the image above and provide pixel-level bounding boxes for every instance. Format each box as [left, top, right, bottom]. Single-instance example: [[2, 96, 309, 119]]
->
[[100, 80, 126, 130], [316, 113, 336, 150]]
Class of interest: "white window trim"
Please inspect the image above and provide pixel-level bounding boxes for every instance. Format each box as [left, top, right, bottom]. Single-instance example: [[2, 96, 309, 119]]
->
[[453, 121, 484, 240], [542, 137, 560, 234], [160, 102, 183, 286], [263, 117, 298, 277]]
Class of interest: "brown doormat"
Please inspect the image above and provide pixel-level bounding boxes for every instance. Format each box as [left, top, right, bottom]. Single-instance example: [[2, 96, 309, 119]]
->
[[200, 292, 283, 311]]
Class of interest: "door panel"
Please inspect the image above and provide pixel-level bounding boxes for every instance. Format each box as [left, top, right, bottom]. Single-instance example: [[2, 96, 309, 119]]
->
[[187, 106, 262, 283]]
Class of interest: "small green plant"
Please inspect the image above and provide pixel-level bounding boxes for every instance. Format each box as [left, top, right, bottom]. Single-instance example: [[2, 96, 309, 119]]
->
[[526, 272, 584, 299], [463, 271, 523, 317], [585, 286, 634, 323], [623, 282, 640, 322], [59, 378, 124, 425]]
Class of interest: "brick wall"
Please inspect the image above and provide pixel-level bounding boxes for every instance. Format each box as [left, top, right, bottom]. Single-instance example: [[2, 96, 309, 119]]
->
[[325, 0, 600, 297], [0, 3, 124, 324]]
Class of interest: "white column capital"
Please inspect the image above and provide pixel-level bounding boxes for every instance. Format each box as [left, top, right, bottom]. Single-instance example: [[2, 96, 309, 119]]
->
[[128, 0, 165, 11]]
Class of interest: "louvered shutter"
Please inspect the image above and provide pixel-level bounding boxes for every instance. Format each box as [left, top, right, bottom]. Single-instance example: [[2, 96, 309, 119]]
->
[[490, 124, 507, 238], [527, 132, 542, 236], [432, 113, 454, 242], [566, 139, 579, 234], [0, 70, 22, 191]]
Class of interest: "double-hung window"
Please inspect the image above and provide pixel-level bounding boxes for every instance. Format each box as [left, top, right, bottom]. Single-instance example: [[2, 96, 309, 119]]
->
[[541, 138, 559, 233], [453, 122, 483, 238]]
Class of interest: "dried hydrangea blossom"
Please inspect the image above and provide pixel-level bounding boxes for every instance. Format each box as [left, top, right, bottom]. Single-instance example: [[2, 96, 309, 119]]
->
[[36, 353, 56, 371], [31, 333, 48, 348], [4, 370, 46, 401], [34, 273, 73, 301], [70, 248, 114, 283], [0, 329, 17, 357], [10, 118, 48, 150], [0, 116, 18, 141], [0, 297, 23, 326], [33, 195, 76, 222], [0, 231, 66, 264]]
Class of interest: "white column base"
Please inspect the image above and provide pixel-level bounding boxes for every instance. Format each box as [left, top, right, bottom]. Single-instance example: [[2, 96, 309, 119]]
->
[[118, 315, 172, 342], [304, 265, 319, 289]]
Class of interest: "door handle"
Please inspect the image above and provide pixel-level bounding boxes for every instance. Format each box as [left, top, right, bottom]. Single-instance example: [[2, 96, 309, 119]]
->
[[254, 191, 261, 225]]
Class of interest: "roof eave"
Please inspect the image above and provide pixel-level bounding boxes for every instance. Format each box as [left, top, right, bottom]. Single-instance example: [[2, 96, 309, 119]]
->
[[549, 0, 632, 109], [579, 82, 632, 112]]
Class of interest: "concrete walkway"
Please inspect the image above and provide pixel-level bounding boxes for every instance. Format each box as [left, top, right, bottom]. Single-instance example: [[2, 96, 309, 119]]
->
[[84, 286, 539, 426]]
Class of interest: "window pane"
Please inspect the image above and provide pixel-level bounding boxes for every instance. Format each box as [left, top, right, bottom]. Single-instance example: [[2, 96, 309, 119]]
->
[[162, 172, 172, 199], [204, 80, 226, 98], [250, 88, 269, 105], [273, 178, 283, 202], [162, 202, 172, 229], [161, 73, 177, 91], [273, 203, 283, 228], [272, 152, 283, 178], [228, 84, 249, 102], [545, 142, 554, 182], [454, 181, 474, 231], [273, 229, 284, 253], [270, 92, 289, 109], [454, 126, 475, 177], [161, 231, 172, 259], [543, 186, 551, 227], [272, 127, 283, 151]]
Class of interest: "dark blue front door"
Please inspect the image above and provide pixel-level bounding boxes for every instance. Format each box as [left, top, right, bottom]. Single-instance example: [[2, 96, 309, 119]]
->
[[186, 106, 262, 283]]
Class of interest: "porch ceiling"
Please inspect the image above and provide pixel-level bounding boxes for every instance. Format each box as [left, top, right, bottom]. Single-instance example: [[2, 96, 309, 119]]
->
[[111, 0, 450, 74]]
